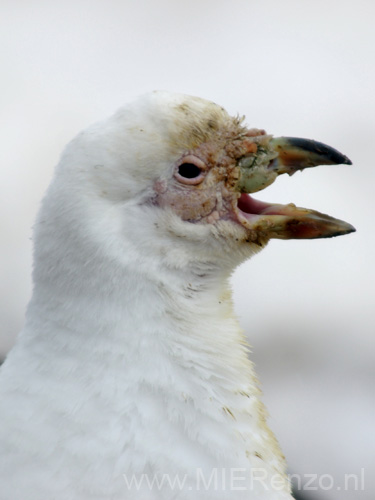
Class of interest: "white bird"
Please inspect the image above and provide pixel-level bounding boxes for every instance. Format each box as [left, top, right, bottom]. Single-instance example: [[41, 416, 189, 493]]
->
[[0, 91, 354, 499]]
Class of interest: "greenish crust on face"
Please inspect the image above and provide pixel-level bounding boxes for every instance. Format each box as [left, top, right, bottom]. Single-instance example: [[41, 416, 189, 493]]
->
[[237, 143, 279, 193], [236, 135, 352, 195]]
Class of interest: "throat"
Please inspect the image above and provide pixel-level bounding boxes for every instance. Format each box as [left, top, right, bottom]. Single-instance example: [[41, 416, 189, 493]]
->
[[28, 266, 254, 397], [22, 264, 289, 493]]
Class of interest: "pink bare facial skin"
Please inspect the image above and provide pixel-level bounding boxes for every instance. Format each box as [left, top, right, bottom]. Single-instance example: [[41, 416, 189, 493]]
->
[[152, 100, 354, 244], [154, 126, 269, 226]]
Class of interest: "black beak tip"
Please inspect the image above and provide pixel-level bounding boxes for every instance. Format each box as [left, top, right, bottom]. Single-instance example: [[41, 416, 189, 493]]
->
[[283, 137, 353, 166], [325, 145, 352, 166]]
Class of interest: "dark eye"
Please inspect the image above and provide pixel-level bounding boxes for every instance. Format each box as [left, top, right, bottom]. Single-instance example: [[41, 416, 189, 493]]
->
[[175, 155, 206, 185], [178, 163, 202, 179]]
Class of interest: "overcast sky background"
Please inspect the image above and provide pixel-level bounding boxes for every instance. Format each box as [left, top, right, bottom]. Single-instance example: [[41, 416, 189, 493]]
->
[[1, 1, 374, 498]]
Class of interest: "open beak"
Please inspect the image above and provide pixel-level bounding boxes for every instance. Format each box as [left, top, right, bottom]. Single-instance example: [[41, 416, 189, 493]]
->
[[236, 136, 355, 240]]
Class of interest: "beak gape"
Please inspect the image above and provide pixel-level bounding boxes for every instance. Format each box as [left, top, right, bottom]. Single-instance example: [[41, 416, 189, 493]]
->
[[236, 136, 355, 240]]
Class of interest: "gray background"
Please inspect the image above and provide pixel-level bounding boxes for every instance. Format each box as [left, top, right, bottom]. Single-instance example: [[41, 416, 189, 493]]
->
[[1, 1, 374, 498]]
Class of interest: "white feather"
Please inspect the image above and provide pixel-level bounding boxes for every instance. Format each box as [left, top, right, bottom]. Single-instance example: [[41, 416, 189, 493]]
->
[[0, 91, 293, 499]]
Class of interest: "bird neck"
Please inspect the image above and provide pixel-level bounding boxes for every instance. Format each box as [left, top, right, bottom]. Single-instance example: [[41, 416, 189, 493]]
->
[[16, 255, 290, 497], [27, 260, 248, 378]]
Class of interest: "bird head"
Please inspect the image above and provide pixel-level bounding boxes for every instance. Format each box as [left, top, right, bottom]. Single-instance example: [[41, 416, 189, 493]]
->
[[45, 91, 354, 275]]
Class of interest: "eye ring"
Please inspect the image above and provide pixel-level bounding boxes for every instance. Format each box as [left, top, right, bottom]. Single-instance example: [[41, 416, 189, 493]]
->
[[175, 155, 206, 185]]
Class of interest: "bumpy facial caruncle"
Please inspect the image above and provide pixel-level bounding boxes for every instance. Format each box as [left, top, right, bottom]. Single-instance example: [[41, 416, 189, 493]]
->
[[155, 124, 354, 241]]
